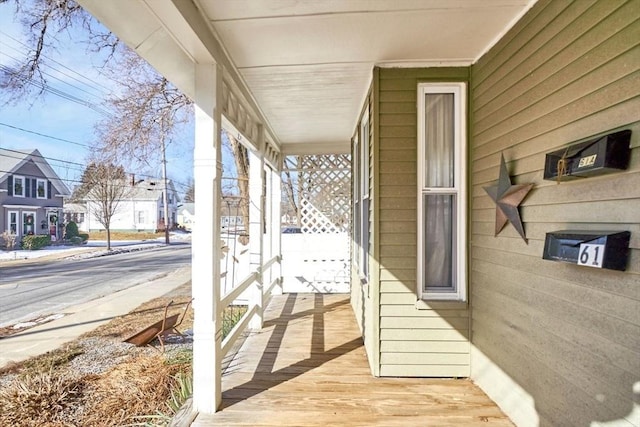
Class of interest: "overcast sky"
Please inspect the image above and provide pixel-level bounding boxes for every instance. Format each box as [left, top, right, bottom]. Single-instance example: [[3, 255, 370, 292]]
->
[[0, 3, 194, 195]]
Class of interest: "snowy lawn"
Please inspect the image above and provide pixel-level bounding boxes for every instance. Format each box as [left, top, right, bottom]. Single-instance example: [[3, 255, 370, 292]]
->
[[0, 231, 191, 262]]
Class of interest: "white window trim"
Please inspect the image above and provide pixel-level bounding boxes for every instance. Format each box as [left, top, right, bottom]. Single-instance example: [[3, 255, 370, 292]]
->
[[36, 179, 47, 199], [22, 211, 36, 236], [8, 210, 19, 235], [13, 175, 25, 198], [359, 110, 370, 279], [353, 134, 360, 269], [417, 82, 467, 302]]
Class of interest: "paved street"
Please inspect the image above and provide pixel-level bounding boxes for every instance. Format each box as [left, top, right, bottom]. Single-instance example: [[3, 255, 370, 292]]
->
[[0, 244, 191, 327]]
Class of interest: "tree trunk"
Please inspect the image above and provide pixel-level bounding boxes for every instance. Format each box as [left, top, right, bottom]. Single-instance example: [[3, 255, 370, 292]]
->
[[227, 132, 250, 239], [106, 227, 111, 251]]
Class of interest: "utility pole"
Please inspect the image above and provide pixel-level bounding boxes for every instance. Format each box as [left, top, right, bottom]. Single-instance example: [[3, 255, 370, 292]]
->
[[161, 136, 170, 245]]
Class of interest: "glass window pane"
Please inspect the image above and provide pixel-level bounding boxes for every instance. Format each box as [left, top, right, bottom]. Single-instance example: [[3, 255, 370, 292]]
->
[[423, 93, 455, 188], [422, 194, 456, 291]]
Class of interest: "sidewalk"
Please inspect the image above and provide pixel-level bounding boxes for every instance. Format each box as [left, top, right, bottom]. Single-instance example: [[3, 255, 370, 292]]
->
[[0, 265, 191, 368]]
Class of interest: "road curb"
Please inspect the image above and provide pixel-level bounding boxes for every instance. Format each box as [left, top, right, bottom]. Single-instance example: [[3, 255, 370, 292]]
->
[[0, 265, 191, 368]]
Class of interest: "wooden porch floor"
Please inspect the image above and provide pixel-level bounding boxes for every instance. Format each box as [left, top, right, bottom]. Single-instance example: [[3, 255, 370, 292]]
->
[[192, 293, 513, 426]]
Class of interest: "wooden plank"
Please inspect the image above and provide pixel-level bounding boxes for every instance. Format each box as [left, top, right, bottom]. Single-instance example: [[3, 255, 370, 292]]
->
[[471, 265, 640, 350], [475, 25, 640, 131], [193, 294, 508, 426], [380, 328, 469, 341], [380, 364, 470, 378], [381, 340, 469, 354], [380, 352, 470, 365], [381, 316, 469, 330], [471, 284, 640, 376], [380, 305, 468, 318]]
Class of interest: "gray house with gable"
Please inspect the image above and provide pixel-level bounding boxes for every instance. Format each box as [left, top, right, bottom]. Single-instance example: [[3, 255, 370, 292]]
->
[[0, 148, 71, 242]]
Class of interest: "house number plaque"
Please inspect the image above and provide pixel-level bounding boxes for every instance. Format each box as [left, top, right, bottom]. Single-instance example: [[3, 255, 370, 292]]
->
[[577, 243, 605, 268]]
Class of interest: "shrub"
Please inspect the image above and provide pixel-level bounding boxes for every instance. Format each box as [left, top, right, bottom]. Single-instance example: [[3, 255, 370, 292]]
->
[[21, 235, 51, 250], [78, 233, 89, 242], [0, 231, 17, 250], [65, 221, 79, 239]]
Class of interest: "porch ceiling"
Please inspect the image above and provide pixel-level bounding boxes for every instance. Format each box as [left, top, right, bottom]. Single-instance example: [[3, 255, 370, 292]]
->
[[77, 0, 536, 152]]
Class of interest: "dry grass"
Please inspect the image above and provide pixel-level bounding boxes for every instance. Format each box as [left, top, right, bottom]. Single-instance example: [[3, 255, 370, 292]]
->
[[82, 354, 188, 426], [87, 230, 165, 241], [0, 342, 84, 377], [0, 279, 249, 426], [0, 370, 87, 427], [0, 282, 194, 427]]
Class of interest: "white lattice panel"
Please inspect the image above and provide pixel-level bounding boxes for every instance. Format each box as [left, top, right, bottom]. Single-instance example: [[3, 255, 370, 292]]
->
[[281, 154, 352, 293], [300, 154, 351, 234]]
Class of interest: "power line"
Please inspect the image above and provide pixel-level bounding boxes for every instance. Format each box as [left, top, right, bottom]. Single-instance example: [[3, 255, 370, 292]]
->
[[0, 64, 114, 117], [0, 122, 91, 148], [0, 30, 114, 96], [0, 151, 192, 191]]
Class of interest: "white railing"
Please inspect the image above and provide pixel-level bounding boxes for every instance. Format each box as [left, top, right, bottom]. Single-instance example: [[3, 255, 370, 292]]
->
[[220, 254, 281, 358]]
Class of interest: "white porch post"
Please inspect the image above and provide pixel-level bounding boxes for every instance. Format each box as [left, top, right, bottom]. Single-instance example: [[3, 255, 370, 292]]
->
[[192, 62, 223, 414], [271, 166, 283, 294], [249, 127, 265, 330]]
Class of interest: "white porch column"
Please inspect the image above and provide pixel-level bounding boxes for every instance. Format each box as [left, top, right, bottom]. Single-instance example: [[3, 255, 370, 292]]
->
[[192, 62, 223, 414], [271, 166, 283, 294], [249, 127, 265, 330]]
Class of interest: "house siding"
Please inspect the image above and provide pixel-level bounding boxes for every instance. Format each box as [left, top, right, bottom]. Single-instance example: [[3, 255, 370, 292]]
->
[[376, 67, 471, 377], [469, 1, 640, 426], [351, 80, 378, 374]]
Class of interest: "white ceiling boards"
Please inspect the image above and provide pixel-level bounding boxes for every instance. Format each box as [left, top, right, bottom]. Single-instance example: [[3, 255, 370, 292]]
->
[[78, 0, 535, 151]]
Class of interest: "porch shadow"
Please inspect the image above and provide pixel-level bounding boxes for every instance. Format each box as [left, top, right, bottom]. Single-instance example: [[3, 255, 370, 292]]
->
[[220, 293, 363, 409], [194, 293, 513, 426]]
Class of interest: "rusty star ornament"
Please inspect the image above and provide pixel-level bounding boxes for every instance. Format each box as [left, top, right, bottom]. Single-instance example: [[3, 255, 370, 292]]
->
[[483, 154, 534, 243]]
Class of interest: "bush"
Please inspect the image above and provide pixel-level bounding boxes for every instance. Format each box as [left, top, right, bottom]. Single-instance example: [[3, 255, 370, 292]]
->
[[21, 235, 51, 250], [78, 233, 89, 242], [65, 221, 79, 239], [0, 231, 17, 250]]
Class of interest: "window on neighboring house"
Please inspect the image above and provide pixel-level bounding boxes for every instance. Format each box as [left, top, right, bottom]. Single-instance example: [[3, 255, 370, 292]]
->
[[36, 179, 47, 199], [78, 213, 85, 223], [13, 176, 25, 197], [417, 82, 467, 301], [8, 211, 18, 234], [137, 211, 145, 224], [359, 110, 370, 280]]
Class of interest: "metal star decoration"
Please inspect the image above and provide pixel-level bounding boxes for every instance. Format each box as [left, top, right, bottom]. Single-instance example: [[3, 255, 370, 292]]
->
[[483, 154, 534, 243]]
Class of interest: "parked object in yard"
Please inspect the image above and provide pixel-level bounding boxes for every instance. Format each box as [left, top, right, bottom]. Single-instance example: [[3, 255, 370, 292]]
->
[[124, 299, 192, 352]]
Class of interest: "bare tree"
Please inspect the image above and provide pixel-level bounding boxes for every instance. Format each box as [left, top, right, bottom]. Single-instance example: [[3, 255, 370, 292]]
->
[[82, 162, 130, 251], [224, 130, 250, 235], [184, 178, 195, 203], [282, 156, 301, 226], [2, 0, 253, 232]]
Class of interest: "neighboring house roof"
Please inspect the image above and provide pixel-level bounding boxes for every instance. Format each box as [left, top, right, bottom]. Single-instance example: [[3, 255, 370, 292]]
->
[[0, 148, 71, 196], [63, 202, 87, 213], [84, 178, 179, 202], [127, 179, 179, 201], [178, 202, 195, 215]]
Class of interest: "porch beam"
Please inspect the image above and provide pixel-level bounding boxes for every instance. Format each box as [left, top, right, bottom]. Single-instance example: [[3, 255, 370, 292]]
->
[[248, 128, 266, 330], [271, 170, 283, 295], [281, 141, 351, 156], [191, 62, 223, 414], [170, 0, 280, 148]]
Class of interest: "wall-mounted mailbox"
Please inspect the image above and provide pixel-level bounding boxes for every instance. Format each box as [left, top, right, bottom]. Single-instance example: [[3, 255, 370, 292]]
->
[[543, 230, 631, 271], [543, 130, 631, 181]]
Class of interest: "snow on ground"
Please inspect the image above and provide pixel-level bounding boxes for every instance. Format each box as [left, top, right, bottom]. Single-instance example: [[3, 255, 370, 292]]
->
[[0, 231, 191, 262]]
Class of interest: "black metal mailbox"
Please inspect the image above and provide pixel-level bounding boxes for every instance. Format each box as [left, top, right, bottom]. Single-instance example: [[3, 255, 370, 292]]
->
[[542, 230, 631, 271], [543, 130, 631, 181]]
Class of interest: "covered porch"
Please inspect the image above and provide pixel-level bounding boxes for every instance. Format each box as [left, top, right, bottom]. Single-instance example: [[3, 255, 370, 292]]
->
[[193, 293, 511, 426], [73, 0, 544, 424]]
